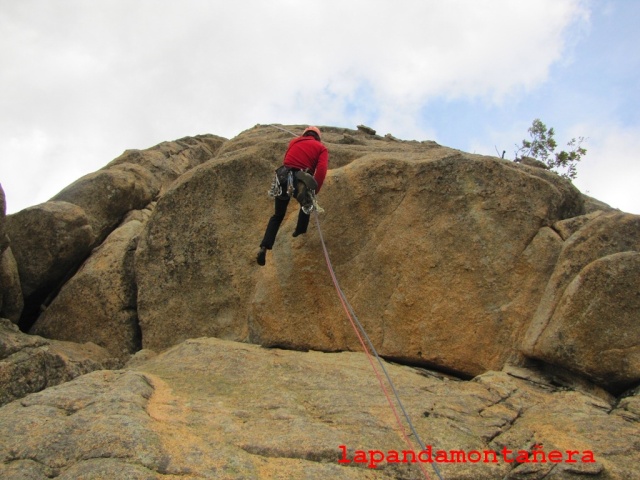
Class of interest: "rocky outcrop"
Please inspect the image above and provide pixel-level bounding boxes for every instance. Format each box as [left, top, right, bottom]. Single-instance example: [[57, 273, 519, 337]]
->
[[0, 248, 23, 324], [135, 125, 585, 379], [5, 201, 95, 301], [1, 125, 639, 479], [0, 337, 637, 479], [523, 212, 640, 392], [5, 135, 225, 330], [0, 185, 23, 323], [51, 135, 226, 246], [0, 318, 116, 407], [3, 126, 639, 393], [30, 207, 153, 361]]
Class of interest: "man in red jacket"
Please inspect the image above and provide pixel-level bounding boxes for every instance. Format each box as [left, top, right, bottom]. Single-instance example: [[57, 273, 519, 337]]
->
[[257, 126, 329, 266]]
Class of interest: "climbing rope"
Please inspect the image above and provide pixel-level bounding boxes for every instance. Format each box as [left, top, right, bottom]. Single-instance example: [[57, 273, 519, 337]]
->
[[313, 211, 444, 480], [264, 123, 443, 479], [267, 123, 299, 137]]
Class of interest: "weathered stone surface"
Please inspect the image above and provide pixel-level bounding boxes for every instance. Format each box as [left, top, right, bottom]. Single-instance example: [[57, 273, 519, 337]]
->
[[0, 183, 8, 253], [0, 247, 23, 323], [5, 200, 95, 299], [106, 134, 227, 193], [135, 159, 268, 350], [0, 369, 165, 479], [31, 208, 152, 361], [53, 135, 225, 245], [249, 153, 581, 376], [0, 184, 24, 324], [51, 163, 159, 244], [522, 211, 640, 390], [134, 128, 283, 351], [525, 251, 640, 392], [136, 125, 583, 377], [582, 194, 616, 214], [0, 318, 116, 406], [552, 210, 605, 241], [0, 337, 637, 479], [6, 135, 224, 331]]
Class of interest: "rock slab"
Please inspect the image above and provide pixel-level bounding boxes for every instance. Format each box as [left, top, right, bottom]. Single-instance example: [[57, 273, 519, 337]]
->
[[1, 337, 637, 479], [0, 319, 116, 407]]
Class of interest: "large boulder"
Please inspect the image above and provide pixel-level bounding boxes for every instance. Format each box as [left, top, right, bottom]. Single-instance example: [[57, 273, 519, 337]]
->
[[51, 163, 159, 244], [135, 154, 273, 351], [0, 185, 23, 323], [105, 134, 227, 192], [52, 135, 226, 246], [5, 135, 225, 331], [530, 252, 640, 392], [0, 337, 637, 479], [30, 208, 153, 361], [0, 248, 23, 323], [0, 183, 8, 253], [250, 153, 583, 376], [522, 212, 640, 392], [5, 201, 95, 300], [136, 125, 584, 377], [0, 318, 116, 406]]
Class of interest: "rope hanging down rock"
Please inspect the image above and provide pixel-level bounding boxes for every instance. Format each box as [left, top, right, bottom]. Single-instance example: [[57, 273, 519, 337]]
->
[[313, 211, 444, 480], [265, 123, 443, 479]]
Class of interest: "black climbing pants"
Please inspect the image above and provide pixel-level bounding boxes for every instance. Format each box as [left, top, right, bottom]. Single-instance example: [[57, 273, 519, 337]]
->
[[260, 193, 310, 250]]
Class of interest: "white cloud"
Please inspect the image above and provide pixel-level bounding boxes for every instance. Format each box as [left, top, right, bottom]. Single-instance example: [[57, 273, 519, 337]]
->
[[0, 0, 608, 214], [572, 123, 640, 214]]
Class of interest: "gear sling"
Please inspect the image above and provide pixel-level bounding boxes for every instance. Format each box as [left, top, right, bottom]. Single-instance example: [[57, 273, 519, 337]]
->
[[268, 165, 319, 215]]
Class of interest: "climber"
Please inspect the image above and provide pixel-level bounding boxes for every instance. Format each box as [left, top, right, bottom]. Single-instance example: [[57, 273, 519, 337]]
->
[[257, 126, 329, 266]]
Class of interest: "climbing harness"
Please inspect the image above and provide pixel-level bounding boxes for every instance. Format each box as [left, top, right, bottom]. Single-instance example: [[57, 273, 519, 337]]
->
[[314, 211, 443, 480], [267, 166, 323, 214]]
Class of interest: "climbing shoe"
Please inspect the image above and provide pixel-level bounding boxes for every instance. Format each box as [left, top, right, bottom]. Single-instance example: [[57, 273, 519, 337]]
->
[[292, 230, 303, 237], [256, 247, 266, 266]]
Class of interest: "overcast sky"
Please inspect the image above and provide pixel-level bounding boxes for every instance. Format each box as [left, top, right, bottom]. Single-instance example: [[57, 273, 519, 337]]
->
[[1, 0, 638, 215]]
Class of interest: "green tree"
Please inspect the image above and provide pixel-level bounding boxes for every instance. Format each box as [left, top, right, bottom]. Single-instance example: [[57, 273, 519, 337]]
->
[[515, 118, 587, 180]]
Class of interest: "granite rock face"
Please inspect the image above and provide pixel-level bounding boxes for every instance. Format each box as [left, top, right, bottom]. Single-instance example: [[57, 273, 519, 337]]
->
[[1, 125, 639, 479], [4, 135, 225, 330], [0, 337, 637, 479], [30, 207, 154, 361], [4, 125, 639, 392], [5, 201, 95, 301], [0, 319, 115, 407], [0, 185, 23, 323], [523, 212, 640, 392], [135, 125, 587, 380]]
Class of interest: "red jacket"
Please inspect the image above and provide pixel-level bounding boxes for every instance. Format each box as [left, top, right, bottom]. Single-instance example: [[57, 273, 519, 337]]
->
[[283, 136, 329, 192]]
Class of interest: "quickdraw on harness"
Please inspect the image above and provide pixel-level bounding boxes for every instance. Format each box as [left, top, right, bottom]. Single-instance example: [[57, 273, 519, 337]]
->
[[268, 166, 324, 214]]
